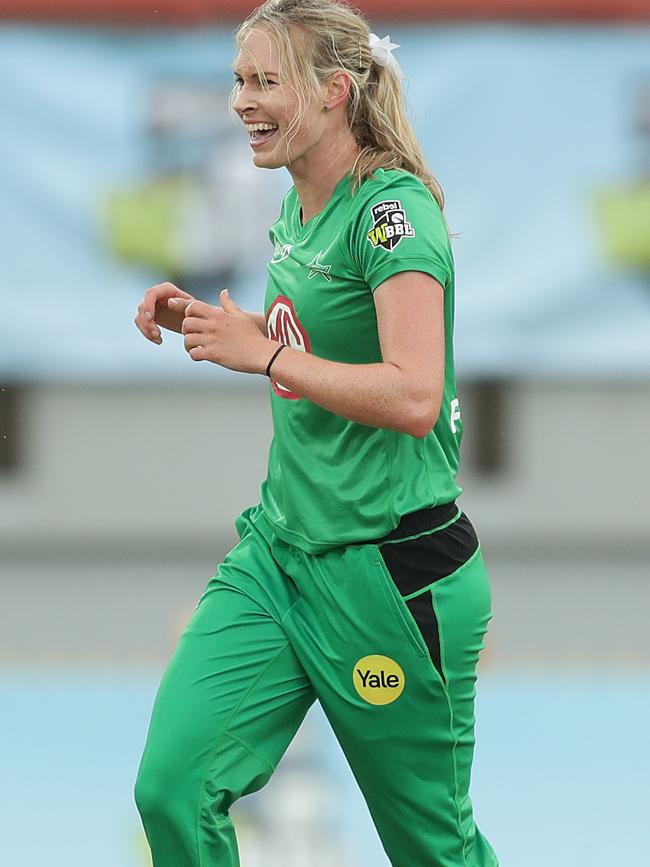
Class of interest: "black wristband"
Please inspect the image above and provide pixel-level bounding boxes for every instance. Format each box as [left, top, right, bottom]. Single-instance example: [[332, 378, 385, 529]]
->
[[265, 344, 287, 378]]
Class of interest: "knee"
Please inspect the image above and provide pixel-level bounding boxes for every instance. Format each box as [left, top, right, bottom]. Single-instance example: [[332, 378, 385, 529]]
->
[[134, 760, 158, 822], [135, 737, 274, 827], [134, 748, 240, 826], [134, 754, 179, 824]]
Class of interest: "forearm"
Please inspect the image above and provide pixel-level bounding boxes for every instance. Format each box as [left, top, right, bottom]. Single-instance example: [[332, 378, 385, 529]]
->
[[267, 345, 440, 438]]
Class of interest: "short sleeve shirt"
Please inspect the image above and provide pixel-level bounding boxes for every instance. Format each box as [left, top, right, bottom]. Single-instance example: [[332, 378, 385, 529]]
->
[[260, 168, 463, 553]]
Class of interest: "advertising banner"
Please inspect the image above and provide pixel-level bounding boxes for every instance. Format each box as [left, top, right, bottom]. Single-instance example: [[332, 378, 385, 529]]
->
[[1, 0, 650, 23], [1, 24, 649, 379]]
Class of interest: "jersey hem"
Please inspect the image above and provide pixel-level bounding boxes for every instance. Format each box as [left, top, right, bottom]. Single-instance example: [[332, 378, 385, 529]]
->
[[258, 499, 461, 555], [259, 508, 395, 554]]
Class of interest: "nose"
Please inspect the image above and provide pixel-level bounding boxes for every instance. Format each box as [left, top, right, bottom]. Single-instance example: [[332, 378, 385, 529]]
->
[[232, 83, 256, 118]]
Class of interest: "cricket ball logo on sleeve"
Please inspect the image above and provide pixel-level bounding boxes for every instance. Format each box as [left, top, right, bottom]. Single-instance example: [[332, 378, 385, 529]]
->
[[266, 294, 311, 400], [367, 200, 415, 252]]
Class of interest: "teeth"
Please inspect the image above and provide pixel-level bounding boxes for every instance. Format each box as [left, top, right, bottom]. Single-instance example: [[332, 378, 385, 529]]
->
[[245, 123, 278, 133]]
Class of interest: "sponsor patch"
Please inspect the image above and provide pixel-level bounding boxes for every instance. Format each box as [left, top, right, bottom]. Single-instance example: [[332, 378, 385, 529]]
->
[[366, 199, 415, 251], [353, 654, 405, 705], [266, 294, 311, 400]]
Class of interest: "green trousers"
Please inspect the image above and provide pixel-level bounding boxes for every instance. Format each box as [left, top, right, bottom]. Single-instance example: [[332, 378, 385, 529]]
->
[[135, 504, 498, 867]]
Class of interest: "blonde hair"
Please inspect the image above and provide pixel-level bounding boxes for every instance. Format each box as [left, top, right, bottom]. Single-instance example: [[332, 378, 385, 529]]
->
[[234, 0, 445, 211]]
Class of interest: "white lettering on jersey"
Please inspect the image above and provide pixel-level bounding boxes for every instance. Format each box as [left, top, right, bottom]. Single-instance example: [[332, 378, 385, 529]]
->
[[271, 242, 293, 263], [450, 398, 461, 434]]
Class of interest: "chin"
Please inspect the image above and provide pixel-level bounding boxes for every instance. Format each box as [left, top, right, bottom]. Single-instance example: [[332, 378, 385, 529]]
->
[[253, 151, 288, 170]]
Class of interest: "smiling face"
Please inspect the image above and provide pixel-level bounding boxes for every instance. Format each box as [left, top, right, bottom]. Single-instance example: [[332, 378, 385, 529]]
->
[[231, 26, 340, 174]]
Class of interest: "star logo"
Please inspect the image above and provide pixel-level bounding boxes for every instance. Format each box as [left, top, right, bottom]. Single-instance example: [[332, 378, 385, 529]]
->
[[306, 251, 332, 282]]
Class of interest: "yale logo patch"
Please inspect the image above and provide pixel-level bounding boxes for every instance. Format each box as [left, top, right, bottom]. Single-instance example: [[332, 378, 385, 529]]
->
[[353, 655, 405, 705], [367, 200, 415, 251]]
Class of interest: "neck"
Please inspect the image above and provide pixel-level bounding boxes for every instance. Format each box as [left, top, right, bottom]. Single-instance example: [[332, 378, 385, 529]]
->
[[289, 128, 360, 225]]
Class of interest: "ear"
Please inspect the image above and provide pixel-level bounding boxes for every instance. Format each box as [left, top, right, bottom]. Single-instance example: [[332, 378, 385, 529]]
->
[[323, 70, 351, 112]]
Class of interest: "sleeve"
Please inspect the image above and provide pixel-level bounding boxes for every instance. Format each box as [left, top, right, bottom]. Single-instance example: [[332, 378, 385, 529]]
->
[[349, 173, 453, 292]]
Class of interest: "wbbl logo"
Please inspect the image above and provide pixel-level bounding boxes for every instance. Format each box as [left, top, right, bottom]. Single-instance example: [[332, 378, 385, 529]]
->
[[367, 200, 415, 251]]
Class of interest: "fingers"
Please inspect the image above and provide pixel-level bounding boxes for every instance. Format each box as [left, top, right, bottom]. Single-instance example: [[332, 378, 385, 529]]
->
[[134, 282, 192, 343], [189, 345, 208, 362], [179, 300, 214, 320], [183, 332, 207, 359], [167, 296, 194, 316], [181, 315, 212, 336], [181, 305, 225, 335], [135, 286, 165, 342], [182, 306, 224, 362], [219, 288, 241, 314], [134, 284, 224, 359], [134, 303, 162, 344], [134, 316, 161, 344], [141, 282, 180, 317]]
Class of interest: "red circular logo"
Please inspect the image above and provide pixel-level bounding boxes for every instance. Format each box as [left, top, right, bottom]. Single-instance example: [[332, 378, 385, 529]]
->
[[266, 295, 311, 400]]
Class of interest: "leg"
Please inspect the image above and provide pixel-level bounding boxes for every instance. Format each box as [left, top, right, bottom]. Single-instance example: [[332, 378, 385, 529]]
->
[[280, 514, 498, 867], [135, 511, 315, 867]]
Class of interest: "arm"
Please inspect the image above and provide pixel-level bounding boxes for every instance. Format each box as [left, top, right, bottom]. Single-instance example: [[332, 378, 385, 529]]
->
[[182, 274, 444, 439], [267, 271, 444, 438]]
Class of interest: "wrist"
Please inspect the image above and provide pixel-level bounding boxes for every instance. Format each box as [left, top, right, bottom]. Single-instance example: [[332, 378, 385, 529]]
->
[[264, 342, 287, 377]]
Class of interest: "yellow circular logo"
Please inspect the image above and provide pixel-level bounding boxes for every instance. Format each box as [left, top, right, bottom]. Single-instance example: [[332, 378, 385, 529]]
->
[[353, 655, 405, 706]]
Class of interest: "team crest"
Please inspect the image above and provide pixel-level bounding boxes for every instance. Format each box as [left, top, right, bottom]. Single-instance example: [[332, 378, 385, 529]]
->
[[367, 200, 415, 251]]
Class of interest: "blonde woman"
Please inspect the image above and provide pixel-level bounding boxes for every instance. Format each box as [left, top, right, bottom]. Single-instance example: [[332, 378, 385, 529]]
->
[[134, 1, 498, 865]]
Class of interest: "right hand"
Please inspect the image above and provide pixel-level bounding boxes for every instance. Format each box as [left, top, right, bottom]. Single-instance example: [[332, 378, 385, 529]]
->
[[134, 282, 195, 345]]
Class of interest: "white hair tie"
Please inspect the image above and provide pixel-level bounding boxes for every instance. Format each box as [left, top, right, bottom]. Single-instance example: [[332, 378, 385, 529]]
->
[[368, 33, 405, 80]]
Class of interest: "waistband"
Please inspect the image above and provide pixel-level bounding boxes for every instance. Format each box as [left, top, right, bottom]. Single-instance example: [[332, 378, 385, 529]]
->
[[366, 501, 460, 546]]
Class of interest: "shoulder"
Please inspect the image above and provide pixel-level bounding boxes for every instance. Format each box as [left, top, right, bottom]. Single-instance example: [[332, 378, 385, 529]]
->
[[347, 169, 448, 244], [345, 169, 454, 292], [351, 169, 443, 215]]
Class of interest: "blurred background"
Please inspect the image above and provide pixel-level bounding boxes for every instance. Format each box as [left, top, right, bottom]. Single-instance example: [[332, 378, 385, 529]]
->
[[1, 1, 649, 865]]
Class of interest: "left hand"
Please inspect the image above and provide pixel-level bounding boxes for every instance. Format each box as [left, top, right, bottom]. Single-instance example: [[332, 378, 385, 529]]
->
[[181, 289, 274, 374]]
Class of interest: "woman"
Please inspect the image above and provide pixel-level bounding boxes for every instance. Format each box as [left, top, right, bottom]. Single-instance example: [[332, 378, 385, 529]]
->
[[133, 1, 498, 865]]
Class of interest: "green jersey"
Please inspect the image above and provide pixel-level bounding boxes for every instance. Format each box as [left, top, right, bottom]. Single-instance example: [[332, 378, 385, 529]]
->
[[259, 168, 463, 553]]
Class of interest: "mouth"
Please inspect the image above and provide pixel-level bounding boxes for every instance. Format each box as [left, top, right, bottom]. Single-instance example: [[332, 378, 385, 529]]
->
[[246, 122, 279, 149]]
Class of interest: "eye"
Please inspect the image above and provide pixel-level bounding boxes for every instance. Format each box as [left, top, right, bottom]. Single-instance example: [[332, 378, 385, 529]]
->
[[233, 75, 243, 86]]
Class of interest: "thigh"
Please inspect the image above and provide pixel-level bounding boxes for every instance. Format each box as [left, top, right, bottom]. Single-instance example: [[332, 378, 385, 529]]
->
[[284, 516, 495, 867], [139, 520, 316, 792]]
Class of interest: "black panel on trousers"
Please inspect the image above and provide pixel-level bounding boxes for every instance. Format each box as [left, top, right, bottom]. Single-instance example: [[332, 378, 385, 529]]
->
[[379, 512, 479, 598], [406, 591, 445, 682]]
